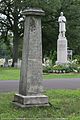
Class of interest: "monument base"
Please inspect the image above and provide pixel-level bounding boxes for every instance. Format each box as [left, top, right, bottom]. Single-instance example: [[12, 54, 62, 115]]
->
[[57, 37, 68, 65], [56, 61, 68, 65], [13, 94, 49, 108]]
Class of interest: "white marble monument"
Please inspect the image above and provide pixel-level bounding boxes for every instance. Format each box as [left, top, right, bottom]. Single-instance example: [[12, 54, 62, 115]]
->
[[56, 12, 68, 65], [13, 8, 49, 107]]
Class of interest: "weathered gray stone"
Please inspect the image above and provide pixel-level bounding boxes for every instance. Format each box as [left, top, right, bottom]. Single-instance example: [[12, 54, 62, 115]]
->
[[22, 8, 45, 16], [13, 8, 49, 107], [14, 94, 48, 105]]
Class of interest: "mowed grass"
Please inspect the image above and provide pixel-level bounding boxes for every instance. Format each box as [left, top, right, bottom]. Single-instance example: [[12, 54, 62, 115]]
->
[[43, 73, 80, 80], [0, 67, 20, 80], [0, 67, 80, 80], [0, 90, 80, 119]]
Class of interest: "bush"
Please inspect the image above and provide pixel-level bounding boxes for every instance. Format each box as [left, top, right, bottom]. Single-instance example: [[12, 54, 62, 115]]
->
[[73, 55, 80, 64], [77, 67, 80, 72], [53, 62, 80, 73], [65, 65, 74, 73], [43, 57, 80, 73], [43, 66, 53, 73], [49, 50, 57, 65], [53, 65, 65, 73]]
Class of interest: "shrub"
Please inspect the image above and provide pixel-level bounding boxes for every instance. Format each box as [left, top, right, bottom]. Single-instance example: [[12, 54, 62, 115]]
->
[[73, 55, 80, 64], [43, 66, 53, 73], [53, 65, 65, 72], [53, 62, 80, 73], [43, 57, 80, 73]]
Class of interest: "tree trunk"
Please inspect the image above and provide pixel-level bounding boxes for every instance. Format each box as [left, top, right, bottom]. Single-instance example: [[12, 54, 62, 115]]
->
[[12, 33, 19, 67], [12, 5, 19, 67]]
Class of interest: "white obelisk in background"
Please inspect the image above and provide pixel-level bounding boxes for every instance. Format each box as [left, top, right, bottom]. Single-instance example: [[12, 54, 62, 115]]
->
[[56, 12, 68, 65]]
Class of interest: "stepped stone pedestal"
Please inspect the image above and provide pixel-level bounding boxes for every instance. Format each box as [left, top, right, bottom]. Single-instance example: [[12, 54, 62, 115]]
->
[[13, 8, 49, 107]]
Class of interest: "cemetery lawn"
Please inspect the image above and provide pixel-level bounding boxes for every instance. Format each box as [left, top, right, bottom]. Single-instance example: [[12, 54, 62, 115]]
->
[[0, 67, 20, 80], [0, 67, 80, 80], [43, 73, 80, 80], [0, 89, 80, 119]]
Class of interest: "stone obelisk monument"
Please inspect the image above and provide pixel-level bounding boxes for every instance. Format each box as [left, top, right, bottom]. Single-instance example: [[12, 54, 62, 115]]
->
[[56, 12, 68, 65], [13, 8, 49, 107]]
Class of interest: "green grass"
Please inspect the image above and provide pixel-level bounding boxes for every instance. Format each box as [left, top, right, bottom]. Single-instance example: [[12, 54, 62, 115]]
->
[[0, 67, 20, 80], [0, 67, 80, 80], [0, 90, 80, 119], [44, 73, 80, 79]]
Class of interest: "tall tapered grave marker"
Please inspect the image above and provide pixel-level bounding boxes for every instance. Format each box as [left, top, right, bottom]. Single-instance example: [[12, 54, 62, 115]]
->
[[13, 8, 49, 107]]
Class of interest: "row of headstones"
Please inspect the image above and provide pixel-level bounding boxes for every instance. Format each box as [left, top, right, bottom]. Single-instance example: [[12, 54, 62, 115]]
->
[[0, 58, 21, 68]]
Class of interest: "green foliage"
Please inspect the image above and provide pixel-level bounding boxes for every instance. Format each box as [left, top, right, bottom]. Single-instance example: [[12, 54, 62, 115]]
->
[[43, 59, 80, 73], [42, 0, 80, 57], [53, 65, 65, 70], [62, 0, 80, 56], [53, 62, 80, 73], [0, 0, 80, 62], [49, 50, 57, 65], [43, 66, 53, 73], [73, 55, 80, 64], [0, 40, 11, 58]]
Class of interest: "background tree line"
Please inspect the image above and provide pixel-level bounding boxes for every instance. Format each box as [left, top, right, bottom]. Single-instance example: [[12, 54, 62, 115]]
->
[[0, 0, 80, 66]]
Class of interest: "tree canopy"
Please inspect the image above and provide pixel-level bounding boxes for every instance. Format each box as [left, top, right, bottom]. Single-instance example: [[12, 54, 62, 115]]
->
[[0, 0, 80, 65]]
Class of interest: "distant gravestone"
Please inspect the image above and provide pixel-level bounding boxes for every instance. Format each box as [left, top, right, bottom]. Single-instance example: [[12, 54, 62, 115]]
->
[[13, 8, 49, 107], [56, 12, 68, 65], [67, 50, 72, 61]]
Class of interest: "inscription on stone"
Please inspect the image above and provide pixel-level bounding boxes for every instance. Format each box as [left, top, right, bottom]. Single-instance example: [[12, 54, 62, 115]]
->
[[30, 17, 36, 31]]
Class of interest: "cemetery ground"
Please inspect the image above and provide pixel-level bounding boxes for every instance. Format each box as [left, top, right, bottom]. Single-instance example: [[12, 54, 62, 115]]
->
[[0, 67, 80, 80], [0, 90, 80, 119], [0, 68, 80, 119]]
